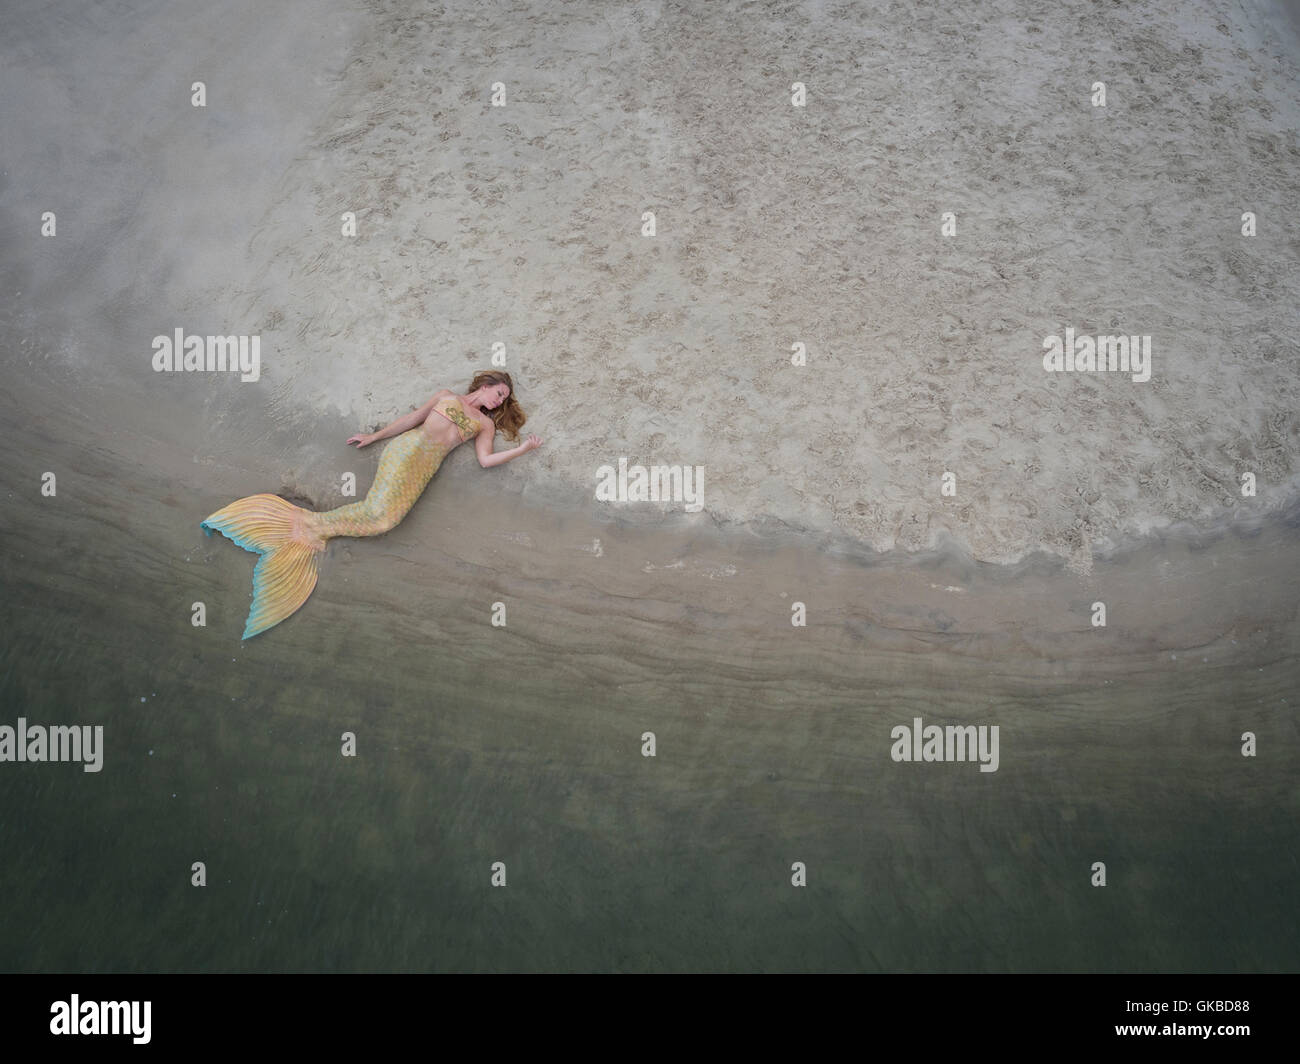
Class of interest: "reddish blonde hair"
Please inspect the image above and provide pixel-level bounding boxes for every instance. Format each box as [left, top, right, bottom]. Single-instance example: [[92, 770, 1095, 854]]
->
[[469, 370, 525, 442]]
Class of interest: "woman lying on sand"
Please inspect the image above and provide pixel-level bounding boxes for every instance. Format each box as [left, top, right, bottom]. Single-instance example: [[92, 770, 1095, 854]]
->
[[200, 370, 542, 638]]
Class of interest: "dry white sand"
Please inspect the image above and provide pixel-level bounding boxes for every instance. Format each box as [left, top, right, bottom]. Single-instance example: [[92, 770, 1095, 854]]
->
[[225, 0, 1300, 573], [3, 0, 1298, 574]]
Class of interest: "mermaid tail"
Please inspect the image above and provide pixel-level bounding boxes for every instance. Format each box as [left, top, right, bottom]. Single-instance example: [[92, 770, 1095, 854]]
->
[[305, 428, 449, 540], [201, 429, 450, 638], [199, 493, 323, 639]]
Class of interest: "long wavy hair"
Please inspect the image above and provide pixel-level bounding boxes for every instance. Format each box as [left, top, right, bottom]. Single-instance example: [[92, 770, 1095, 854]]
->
[[470, 370, 525, 442]]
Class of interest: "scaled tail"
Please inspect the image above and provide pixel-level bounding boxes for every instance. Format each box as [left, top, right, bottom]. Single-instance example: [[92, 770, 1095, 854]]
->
[[200, 493, 323, 639]]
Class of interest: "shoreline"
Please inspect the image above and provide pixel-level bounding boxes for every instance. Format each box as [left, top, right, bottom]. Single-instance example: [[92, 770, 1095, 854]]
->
[[5, 362, 1300, 665], [8, 341, 1300, 587]]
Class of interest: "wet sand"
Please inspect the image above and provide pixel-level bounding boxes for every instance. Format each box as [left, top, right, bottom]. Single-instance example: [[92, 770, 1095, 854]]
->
[[1, 0, 1298, 971]]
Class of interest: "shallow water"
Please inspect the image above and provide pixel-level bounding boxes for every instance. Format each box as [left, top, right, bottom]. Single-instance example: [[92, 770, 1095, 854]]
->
[[1, 374, 1296, 972]]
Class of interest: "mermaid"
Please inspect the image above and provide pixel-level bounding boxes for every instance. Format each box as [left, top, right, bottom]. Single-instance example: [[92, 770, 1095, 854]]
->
[[200, 370, 541, 638]]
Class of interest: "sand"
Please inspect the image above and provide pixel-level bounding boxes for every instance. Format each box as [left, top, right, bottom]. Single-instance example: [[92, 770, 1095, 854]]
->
[[4, 0, 1299, 571], [139, 0, 1300, 573]]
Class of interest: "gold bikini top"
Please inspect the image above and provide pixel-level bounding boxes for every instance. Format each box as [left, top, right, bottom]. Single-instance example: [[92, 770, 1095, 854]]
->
[[431, 396, 481, 441]]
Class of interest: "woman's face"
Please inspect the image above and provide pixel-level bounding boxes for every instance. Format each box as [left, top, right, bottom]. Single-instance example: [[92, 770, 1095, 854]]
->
[[484, 382, 510, 409]]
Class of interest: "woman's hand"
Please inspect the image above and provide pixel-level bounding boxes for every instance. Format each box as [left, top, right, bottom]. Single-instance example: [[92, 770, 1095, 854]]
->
[[522, 434, 543, 452], [346, 432, 375, 448]]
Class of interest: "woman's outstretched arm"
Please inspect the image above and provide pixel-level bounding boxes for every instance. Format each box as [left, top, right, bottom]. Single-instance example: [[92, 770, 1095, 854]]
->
[[477, 431, 543, 468], [347, 396, 440, 447]]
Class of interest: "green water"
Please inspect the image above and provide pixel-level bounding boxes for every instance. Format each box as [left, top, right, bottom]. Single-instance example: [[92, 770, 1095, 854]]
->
[[2, 409, 1296, 972]]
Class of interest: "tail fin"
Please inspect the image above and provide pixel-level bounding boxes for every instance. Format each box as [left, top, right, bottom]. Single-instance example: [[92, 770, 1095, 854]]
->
[[200, 493, 323, 639]]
